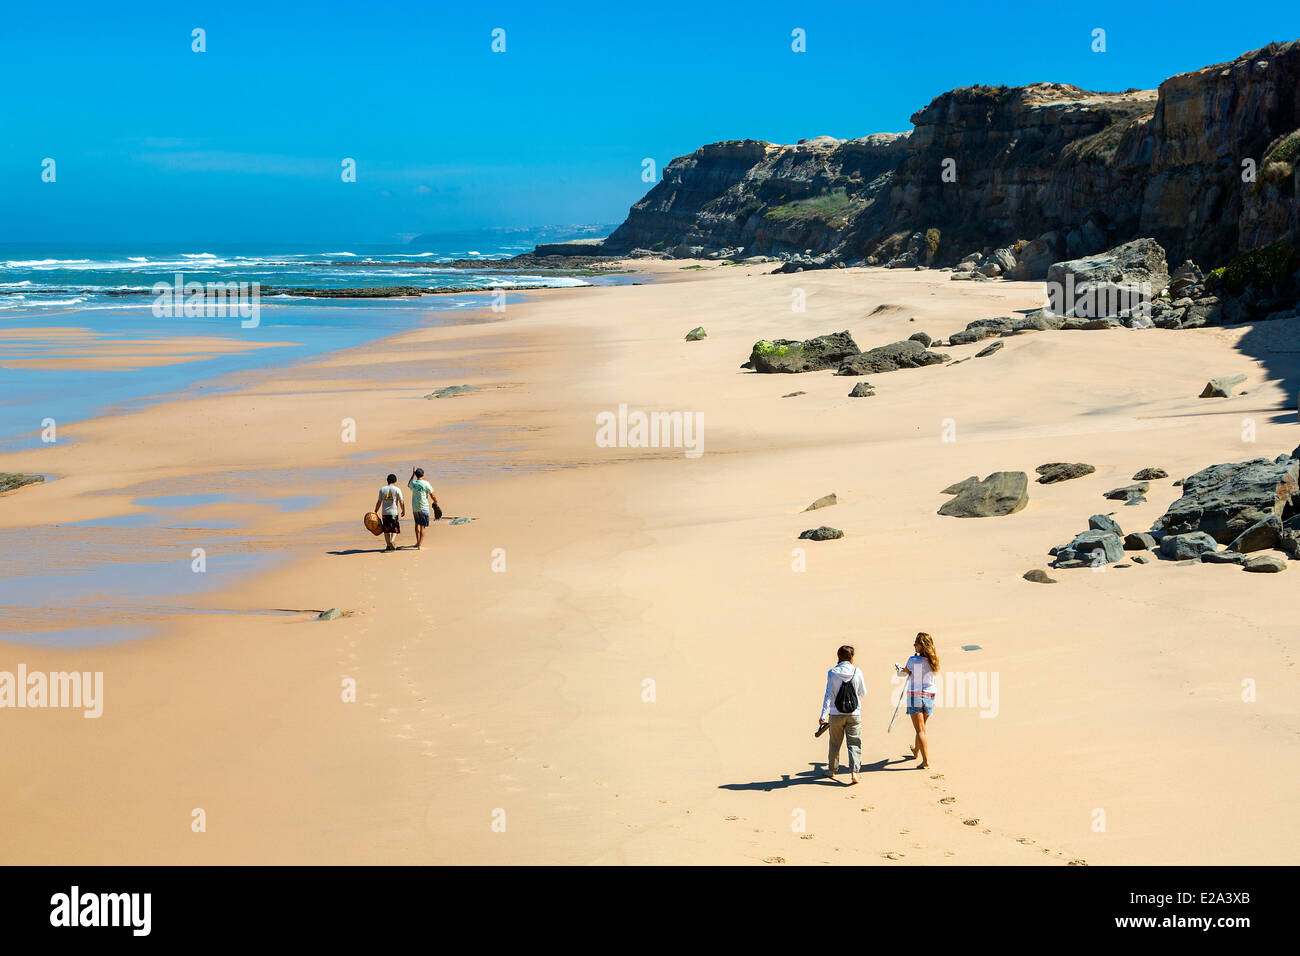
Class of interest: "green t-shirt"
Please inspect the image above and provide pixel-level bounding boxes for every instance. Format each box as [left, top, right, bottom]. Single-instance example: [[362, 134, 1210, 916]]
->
[[408, 478, 434, 514]]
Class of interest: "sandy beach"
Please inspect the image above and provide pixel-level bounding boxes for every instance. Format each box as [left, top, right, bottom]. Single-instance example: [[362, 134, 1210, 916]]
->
[[2, 261, 1298, 865]]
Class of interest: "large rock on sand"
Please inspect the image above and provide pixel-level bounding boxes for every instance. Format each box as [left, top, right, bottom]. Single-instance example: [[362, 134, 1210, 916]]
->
[[1035, 462, 1095, 484], [1045, 238, 1169, 317], [1055, 530, 1124, 566], [835, 340, 949, 376], [1, 473, 45, 494], [749, 331, 860, 373], [1153, 457, 1299, 544], [1158, 532, 1220, 560], [799, 526, 843, 541], [1226, 515, 1284, 554], [938, 471, 1028, 518], [804, 493, 838, 512]]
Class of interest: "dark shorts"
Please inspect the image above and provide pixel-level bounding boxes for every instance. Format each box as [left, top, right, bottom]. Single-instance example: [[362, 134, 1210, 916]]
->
[[381, 514, 401, 533], [414, 511, 430, 527]]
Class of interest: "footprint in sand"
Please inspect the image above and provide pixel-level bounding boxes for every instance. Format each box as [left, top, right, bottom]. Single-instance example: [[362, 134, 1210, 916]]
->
[[939, 797, 956, 805], [762, 857, 786, 865], [963, 818, 980, 826], [800, 834, 815, 840], [882, 851, 904, 861]]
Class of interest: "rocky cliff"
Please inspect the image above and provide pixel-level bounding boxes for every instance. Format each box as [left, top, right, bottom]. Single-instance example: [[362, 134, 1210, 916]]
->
[[600, 39, 1300, 275]]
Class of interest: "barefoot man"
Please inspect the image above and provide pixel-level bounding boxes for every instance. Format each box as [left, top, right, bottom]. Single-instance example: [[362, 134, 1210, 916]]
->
[[407, 466, 437, 550], [375, 473, 405, 552], [818, 644, 866, 785]]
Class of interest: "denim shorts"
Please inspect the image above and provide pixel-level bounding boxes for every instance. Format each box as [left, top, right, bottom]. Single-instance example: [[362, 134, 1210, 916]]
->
[[414, 510, 430, 527], [906, 694, 934, 716]]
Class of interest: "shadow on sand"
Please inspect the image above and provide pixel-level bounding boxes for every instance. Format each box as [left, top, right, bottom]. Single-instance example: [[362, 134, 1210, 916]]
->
[[718, 756, 921, 792]]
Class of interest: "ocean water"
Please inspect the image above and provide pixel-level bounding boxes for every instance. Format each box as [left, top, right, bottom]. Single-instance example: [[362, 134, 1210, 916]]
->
[[0, 233, 627, 448]]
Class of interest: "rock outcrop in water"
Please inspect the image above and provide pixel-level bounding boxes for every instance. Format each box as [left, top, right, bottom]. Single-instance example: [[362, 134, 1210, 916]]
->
[[596, 40, 1300, 305]]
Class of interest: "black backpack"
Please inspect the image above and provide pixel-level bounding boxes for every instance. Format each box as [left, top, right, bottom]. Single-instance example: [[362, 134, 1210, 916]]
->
[[834, 668, 860, 712]]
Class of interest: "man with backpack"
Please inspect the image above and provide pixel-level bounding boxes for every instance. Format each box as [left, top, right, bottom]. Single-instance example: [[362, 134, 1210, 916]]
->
[[818, 645, 866, 785]]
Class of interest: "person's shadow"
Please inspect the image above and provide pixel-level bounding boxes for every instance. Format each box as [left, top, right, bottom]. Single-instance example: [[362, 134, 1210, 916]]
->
[[718, 757, 915, 792], [326, 547, 390, 555]]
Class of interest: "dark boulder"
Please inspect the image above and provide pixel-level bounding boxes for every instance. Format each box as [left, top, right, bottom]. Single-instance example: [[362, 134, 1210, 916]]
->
[[1243, 555, 1287, 573], [1123, 532, 1158, 551], [835, 340, 948, 376], [749, 331, 861, 373], [1103, 482, 1150, 501], [1035, 462, 1095, 484], [1089, 514, 1123, 536], [799, 526, 844, 541], [1153, 457, 1299, 543], [938, 471, 1028, 518], [1054, 530, 1124, 566], [1158, 532, 1219, 560], [1226, 515, 1284, 554]]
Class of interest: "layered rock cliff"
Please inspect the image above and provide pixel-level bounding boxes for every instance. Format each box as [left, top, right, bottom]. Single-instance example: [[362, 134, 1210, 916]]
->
[[601, 39, 1300, 274]]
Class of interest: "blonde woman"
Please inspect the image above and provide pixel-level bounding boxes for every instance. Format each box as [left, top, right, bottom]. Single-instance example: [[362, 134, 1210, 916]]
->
[[899, 632, 939, 770]]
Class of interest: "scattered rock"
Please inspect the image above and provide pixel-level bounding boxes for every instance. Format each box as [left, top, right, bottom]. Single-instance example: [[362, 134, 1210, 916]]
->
[[781, 391, 806, 398], [1054, 530, 1124, 566], [1035, 462, 1095, 484], [749, 331, 860, 373], [908, 331, 931, 346], [835, 340, 949, 376], [1226, 515, 1284, 554], [1158, 532, 1220, 560], [1103, 482, 1149, 501], [975, 341, 1004, 358], [847, 382, 876, 397], [1123, 532, 1158, 551], [938, 472, 1029, 518], [1023, 569, 1056, 584], [1132, 554, 1150, 564], [1088, 514, 1123, 536], [685, 326, 707, 341], [1199, 374, 1246, 398], [804, 494, 837, 512], [949, 316, 1014, 345], [1153, 457, 1299, 543], [0, 473, 44, 494], [1202, 550, 1247, 565], [317, 608, 342, 621], [1133, 467, 1168, 481], [1243, 555, 1287, 573], [799, 526, 843, 541], [425, 384, 478, 399]]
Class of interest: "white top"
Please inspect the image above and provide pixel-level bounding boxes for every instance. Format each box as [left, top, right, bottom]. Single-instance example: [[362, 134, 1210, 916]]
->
[[905, 654, 936, 696], [378, 484, 404, 516], [820, 661, 866, 720]]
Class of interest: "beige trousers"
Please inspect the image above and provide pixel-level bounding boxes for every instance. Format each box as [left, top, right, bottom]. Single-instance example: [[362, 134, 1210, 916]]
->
[[827, 714, 862, 774]]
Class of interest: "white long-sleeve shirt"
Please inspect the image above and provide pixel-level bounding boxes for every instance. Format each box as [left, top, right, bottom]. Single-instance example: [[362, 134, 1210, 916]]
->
[[820, 661, 866, 720]]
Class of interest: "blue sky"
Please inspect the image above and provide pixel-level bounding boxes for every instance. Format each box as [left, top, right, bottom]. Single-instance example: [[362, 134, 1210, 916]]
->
[[2, 1, 1296, 243]]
